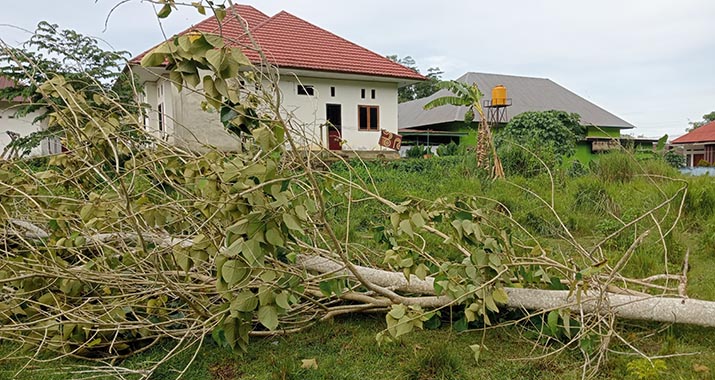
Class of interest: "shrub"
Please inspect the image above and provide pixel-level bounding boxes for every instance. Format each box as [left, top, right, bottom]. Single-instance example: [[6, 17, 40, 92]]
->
[[436, 141, 459, 157], [664, 150, 685, 168], [567, 160, 588, 177], [696, 159, 711, 167], [405, 145, 431, 159]]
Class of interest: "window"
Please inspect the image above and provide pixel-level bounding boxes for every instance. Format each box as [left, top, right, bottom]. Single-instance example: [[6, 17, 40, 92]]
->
[[297, 84, 315, 96], [158, 103, 164, 133], [330, 86, 336, 97], [371, 89, 376, 99], [360, 89, 366, 99], [358, 105, 379, 131]]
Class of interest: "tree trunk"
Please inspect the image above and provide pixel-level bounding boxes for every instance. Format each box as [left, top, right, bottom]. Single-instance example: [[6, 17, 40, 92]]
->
[[298, 255, 715, 328]]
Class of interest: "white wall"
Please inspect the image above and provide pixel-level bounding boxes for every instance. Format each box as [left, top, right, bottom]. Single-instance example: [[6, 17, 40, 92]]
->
[[0, 102, 51, 156], [139, 70, 400, 152], [278, 76, 399, 151]]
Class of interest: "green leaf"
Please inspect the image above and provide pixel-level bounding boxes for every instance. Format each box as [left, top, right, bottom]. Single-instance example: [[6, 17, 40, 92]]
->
[[192, 2, 206, 15], [547, 310, 559, 336], [275, 292, 290, 310], [283, 214, 303, 232], [221, 260, 248, 286], [492, 288, 509, 304], [388, 304, 406, 320], [470, 344, 484, 362], [231, 291, 258, 312], [411, 213, 425, 229], [265, 227, 284, 247], [258, 305, 279, 330], [394, 318, 413, 337], [157, 4, 172, 18], [399, 219, 414, 237], [206, 49, 224, 72], [204, 34, 225, 48], [215, 8, 227, 22], [484, 294, 499, 313], [453, 317, 468, 332]]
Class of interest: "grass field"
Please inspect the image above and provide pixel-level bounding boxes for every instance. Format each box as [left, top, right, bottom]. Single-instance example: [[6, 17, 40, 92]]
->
[[2, 152, 714, 379]]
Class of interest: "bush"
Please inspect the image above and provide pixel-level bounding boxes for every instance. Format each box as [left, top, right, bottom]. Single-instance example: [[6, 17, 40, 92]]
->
[[436, 141, 459, 157], [567, 160, 588, 177], [696, 159, 711, 167], [405, 145, 431, 158], [664, 150, 686, 168]]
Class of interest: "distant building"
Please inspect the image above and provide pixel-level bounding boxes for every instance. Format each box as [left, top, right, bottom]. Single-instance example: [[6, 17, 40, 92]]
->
[[671, 121, 715, 166], [398, 72, 635, 162]]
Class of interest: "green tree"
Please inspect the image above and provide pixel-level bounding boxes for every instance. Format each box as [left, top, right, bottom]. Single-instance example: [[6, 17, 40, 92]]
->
[[387, 55, 443, 102], [0, 21, 135, 155], [687, 111, 715, 131], [495, 110, 584, 176], [497, 110, 584, 157]]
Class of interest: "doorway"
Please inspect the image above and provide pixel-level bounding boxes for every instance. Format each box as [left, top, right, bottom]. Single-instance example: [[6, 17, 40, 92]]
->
[[326, 104, 342, 151]]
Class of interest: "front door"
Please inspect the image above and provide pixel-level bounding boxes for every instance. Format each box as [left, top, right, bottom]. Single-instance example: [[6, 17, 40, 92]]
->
[[326, 104, 342, 151]]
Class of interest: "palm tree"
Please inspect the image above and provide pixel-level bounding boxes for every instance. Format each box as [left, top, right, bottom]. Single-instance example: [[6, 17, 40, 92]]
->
[[423, 81, 504, 178]]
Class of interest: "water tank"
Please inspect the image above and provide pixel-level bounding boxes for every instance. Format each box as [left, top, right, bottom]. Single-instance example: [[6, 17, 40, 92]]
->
[[491, 85, 507, 106]]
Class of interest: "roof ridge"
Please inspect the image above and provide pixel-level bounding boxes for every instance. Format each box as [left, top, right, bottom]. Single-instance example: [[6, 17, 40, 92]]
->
[[130, 4, 269, 63], [461, 71, 550, 81], [250, 10, 422, 79]]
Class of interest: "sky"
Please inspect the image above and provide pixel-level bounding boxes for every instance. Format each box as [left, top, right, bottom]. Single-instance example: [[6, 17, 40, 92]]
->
[[1, 0, 713, 139]]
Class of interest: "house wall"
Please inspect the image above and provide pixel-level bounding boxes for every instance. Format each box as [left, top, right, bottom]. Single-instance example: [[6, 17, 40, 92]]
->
[[586, 126, 621, 139], [0, 102, 53, 156], [141, 74, 399, 152], [277, 76, 399, 151]]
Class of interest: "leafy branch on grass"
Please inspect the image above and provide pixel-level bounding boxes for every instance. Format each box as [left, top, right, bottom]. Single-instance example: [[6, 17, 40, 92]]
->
[[0, 2, 712, 379]]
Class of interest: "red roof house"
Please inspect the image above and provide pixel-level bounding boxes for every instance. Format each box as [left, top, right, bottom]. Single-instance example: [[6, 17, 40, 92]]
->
[[671, 121, 715, 166], [132, 5, 423, 81], [131, 4, 424, 153]]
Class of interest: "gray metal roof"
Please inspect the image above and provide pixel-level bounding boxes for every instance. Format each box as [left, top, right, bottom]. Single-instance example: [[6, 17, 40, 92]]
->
[[399, 72, 635, 129]]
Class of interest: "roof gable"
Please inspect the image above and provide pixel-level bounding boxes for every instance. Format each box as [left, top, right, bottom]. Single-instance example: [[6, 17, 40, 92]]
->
[[399, 72, 634, 129], [671, 121, 715, 144], [131, 5, 424, 81]]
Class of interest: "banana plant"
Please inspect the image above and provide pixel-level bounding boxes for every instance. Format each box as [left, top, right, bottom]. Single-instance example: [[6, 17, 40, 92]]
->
[[423, 81, 503, 178]]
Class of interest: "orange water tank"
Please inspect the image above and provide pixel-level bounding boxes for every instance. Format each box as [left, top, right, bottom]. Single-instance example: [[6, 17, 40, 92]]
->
[[491, 85, 507, 106]]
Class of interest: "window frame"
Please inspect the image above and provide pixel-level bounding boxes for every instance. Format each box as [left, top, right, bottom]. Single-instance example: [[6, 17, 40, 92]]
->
[[358, 105, 380, 132], [297, 84, 315, 96]]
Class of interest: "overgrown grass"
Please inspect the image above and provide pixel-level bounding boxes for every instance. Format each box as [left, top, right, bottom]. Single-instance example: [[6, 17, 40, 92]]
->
[[3, 153, 715, 379]]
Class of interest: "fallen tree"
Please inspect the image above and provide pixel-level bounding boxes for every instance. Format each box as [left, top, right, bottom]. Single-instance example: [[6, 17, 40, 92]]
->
[[0, 2, 712, 379]]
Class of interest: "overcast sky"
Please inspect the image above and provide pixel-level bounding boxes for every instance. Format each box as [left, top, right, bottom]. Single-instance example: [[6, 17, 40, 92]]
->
[[1, 0, 713, 138]]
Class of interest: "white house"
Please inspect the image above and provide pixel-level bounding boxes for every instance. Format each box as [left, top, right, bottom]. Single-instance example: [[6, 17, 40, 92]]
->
[[0, 77, 57, 157], [130, 4, 424, 153]]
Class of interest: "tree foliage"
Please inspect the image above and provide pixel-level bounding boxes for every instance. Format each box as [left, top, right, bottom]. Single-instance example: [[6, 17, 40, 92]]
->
[[687, 110, 715, 131], [497, 110, 585, 157], [495, 110, 585, 176], [387, 55, 442, 103], [0, 21, 135, 155]]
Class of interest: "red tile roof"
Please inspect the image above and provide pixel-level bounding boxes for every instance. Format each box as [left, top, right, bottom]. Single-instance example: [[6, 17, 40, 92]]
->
[[672, 121, 715, 144], [132, 4, 425, 81], [131, 4, 268, 64]]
